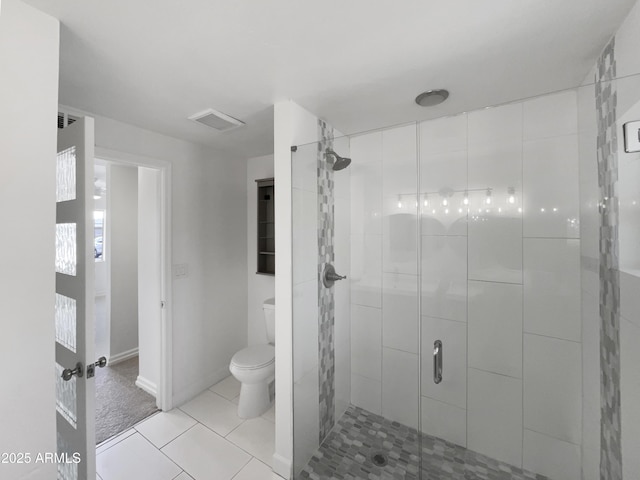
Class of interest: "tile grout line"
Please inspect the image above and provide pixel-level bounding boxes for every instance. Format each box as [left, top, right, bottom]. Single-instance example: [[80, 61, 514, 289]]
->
[[523, 426, 582, 447], [162, 413, 266, 477], [95, 428, 137, 456], [134, 412, 198, 450], [107, 430, 186, 479], [521, 100, 526, 469], [416, 121, 423, 454], [465, 111, 470, 451], [379, 131, 384, 421]]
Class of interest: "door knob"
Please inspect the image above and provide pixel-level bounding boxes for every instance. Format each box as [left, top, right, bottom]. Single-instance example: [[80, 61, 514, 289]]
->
[[323, 264, 347, 288], [87, 356, 107, 378], [61, 363, 83, 381]]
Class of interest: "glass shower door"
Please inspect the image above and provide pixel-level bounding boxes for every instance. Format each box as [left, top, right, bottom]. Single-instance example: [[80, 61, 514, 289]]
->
[[291, 130, 352, 478], [292, 124, 424, 479]]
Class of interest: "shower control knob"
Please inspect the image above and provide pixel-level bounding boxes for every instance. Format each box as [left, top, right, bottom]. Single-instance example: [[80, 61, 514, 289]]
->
[[323, 264, 347, 288]]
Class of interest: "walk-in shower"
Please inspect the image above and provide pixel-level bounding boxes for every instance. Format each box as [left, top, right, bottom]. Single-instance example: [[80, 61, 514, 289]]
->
[[290, 60, 638, 479]]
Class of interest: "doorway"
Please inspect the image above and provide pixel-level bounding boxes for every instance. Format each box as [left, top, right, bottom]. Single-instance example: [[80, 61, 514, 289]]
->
[[93, 154, 172, 444]]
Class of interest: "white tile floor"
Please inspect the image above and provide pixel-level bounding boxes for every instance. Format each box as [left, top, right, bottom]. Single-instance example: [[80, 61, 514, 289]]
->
[[96, 376, 283, 480]]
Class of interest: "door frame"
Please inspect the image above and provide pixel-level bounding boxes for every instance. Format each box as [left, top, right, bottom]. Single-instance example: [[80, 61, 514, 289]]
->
[[95, 146, 174, 411]]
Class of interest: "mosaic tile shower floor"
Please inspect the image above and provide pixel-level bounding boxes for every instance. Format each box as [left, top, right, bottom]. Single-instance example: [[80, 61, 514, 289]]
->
[[299, 406, 547, 480]]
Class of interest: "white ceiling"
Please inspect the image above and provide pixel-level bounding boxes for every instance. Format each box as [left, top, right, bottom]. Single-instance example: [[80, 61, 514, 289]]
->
[[25, 0, 637, 158]]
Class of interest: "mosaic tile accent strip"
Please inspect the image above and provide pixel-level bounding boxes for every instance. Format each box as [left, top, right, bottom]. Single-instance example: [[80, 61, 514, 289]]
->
[[595, 37, 623, 480], [299, 405, 547, 480], [318, 119, 336, 443]]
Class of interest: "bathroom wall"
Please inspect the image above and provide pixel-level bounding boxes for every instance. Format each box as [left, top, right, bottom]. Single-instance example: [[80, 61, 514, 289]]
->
[[109, 164, 139, 361], [247, 154, 275, 346], [274, 100, 322, 477], [349, 90, 582, 479], [61, 106, 249, 408], [614, 74, 640, 480], [608, 9, 640, 480], [283, 100, 351, 478], [578, 2, 640, 478], [0, 0, 59, 477]]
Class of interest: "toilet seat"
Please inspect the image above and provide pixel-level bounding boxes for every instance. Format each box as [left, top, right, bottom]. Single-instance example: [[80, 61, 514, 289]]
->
[[230, 345, 275, 371]]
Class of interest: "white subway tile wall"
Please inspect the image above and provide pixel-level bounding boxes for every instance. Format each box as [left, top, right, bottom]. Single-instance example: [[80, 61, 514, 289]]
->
[[467, 368, 523, 467]]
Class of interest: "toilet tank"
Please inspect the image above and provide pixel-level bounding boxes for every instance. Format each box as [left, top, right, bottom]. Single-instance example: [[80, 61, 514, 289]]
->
[[263, 298, 276, 344]]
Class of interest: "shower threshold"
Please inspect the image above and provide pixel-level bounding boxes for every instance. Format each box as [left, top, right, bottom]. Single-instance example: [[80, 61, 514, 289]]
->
[[299, 405, 548, 480]]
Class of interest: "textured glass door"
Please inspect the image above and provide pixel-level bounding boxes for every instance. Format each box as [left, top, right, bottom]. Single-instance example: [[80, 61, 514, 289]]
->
[[55, 117, 95, 480]]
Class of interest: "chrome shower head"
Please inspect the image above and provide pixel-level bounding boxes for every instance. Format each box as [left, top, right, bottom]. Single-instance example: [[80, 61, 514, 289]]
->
[[326, 149, 352, 171]]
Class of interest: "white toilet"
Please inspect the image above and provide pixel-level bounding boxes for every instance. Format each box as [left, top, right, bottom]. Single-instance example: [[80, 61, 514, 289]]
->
[[229, 298, 276, 418]]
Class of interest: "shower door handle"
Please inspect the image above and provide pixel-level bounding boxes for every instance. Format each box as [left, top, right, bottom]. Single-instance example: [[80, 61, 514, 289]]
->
[[433, 340, 443, 384]]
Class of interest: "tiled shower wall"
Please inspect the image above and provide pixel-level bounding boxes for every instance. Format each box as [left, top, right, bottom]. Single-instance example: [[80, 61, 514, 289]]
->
[[579, 2, 640, 477], [292, 126, 351, 476], [349, 90, 582, 479]]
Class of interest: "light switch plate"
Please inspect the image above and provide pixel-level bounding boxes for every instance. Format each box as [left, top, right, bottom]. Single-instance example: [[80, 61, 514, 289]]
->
[[623, 121, 640, 153], [174, 263, 189, 278]]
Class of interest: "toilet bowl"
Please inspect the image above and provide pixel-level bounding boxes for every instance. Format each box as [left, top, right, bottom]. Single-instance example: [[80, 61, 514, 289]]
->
[[229, 298, 275, 418]]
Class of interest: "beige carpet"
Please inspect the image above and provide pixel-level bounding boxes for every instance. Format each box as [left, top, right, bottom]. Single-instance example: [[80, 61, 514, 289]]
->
[[95, 356, 159, 444]]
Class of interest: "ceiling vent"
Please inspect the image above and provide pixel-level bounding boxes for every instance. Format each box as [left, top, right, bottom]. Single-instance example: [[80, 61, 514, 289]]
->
[[58, 111, 79, 129], [188, 108, 245, 132]]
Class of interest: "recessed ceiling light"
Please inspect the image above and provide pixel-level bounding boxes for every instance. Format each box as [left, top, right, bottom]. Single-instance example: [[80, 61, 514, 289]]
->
[[415, 89, 449, 107]]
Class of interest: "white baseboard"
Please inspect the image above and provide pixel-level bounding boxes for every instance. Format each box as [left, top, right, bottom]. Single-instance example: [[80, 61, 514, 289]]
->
[[135, 375, 157, 398], [108, 347, 139, 365], [272, 452, 292, 479], [172, 365, 230, 408]]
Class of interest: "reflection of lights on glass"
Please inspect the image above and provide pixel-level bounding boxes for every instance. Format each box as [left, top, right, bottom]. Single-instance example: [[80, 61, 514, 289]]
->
[[508, 187, 515, 204], [432, 209, 436, 214], [445, 209, 449, 215], [463, 192, 469, 205], [94, 195, 101, 200], [518, 207, 523, 213], [553, 207, 558, 212], [424, 199, 429, 207], [485, 188, 492, 205], [540, 208, 545, 212], [398, 201, 403, 208], [397, 195, 402, 209], [498, 207, 502, 213], [458, 208, 463, 213], [442, 198, 448, 207]]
